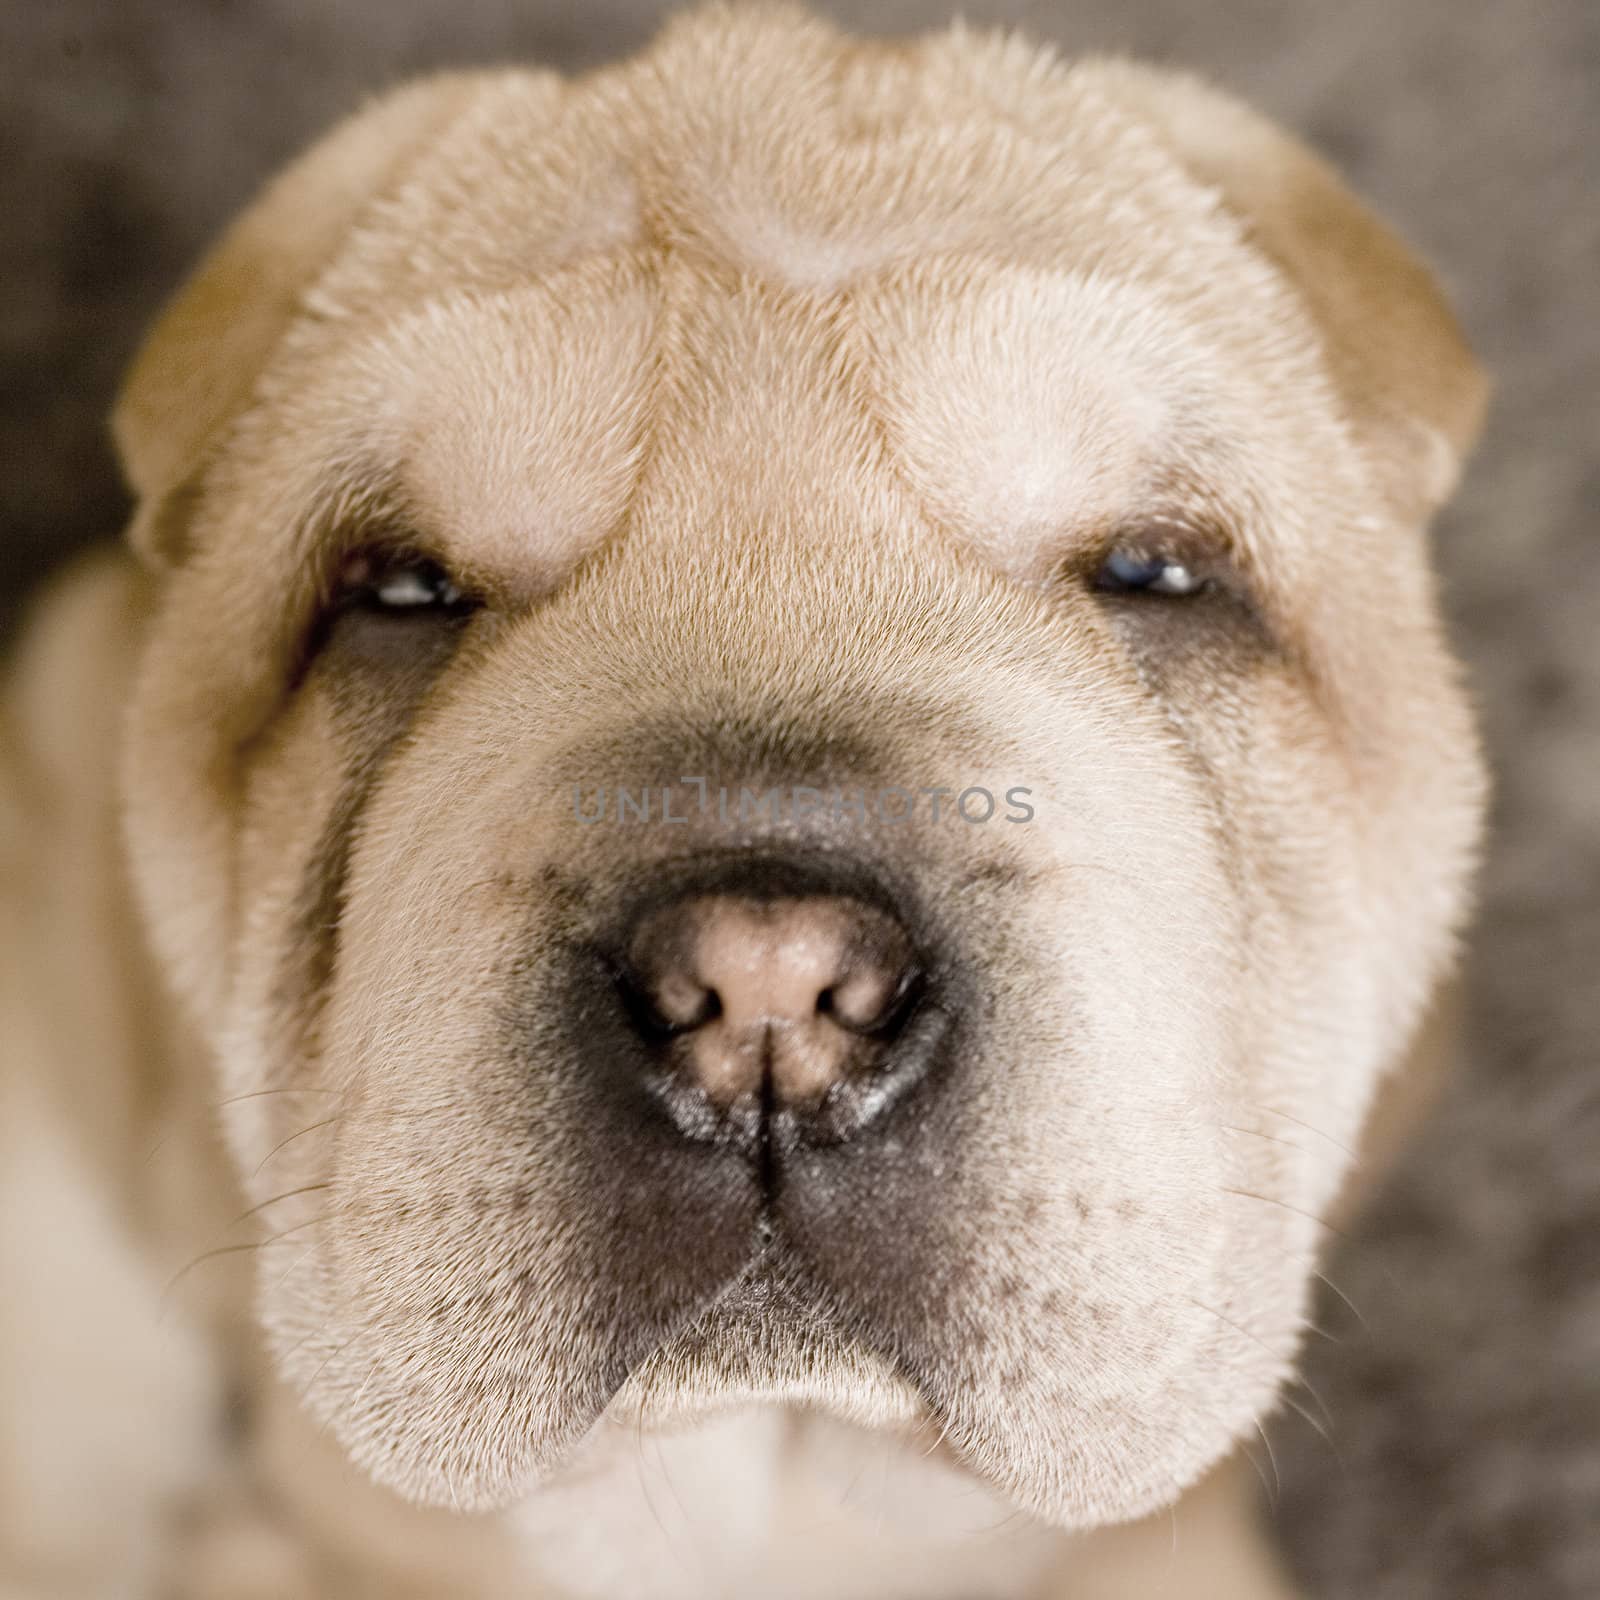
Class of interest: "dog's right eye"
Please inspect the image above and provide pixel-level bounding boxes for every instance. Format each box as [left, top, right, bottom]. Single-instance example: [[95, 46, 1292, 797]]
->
[[298, 550, 481, 683], [1080, 525, 1282, 667]]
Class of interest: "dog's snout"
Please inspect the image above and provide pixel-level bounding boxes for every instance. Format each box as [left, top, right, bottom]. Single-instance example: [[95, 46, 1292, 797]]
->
[[625, 894, 921, 1110]]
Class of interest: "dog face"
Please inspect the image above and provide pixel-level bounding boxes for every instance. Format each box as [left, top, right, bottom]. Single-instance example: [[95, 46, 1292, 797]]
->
[[113, 6, 1486, 1532]]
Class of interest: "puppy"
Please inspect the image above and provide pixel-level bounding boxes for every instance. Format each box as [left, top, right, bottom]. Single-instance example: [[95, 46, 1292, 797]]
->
[[1, 5, 1487, 1596]]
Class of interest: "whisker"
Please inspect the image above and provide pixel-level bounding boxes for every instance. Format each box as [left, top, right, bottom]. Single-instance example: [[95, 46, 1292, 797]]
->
[[1218, 1187, 1355, 1245], [1236, 1437, 1275, 1506], [269, 1241, 324, 1298], [628, 1360, 680, 1554], [253, 1116, 344, 1177], [1285, 1369, 1336, 1433], [1310, 1267, 1370, 1332], [299, 1331, 361, 1409], [1278, 1389, 1343, 1470], [1182, 1296, 1285, 1367], [213, 1086, 343, 1110], [164, 1213, 329, 1300], [648, 1404, 699, 1568], [315, 1350, 384, 1448], [145, 1086, 346, 1166], [971, 1503, 1036, 1543], [1217, 1123, 1314, 1156], [143, 1129, 178, 1166], [229, 1181, 333, 1228], [1184, 1295, 1337, 1447], [1240, 1234, 1365, 1338], [1247, 1105, 1358, 1162], [918, 1407, 955, 1460], [1254, 1420, 1282, 1510], [275, 1318, 340, 1371], [348, 1351, 384, 1415]]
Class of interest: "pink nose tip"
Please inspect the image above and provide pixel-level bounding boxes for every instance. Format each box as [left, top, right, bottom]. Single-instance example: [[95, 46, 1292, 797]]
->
[[626, 894, 919, 1110]]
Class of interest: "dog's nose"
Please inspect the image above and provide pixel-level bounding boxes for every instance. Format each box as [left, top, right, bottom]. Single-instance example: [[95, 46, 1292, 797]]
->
[[618, 892, 926, 1129]]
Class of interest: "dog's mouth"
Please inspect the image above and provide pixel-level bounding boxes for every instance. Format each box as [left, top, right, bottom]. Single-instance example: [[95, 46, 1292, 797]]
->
[[280, 969, 1282, 1533]]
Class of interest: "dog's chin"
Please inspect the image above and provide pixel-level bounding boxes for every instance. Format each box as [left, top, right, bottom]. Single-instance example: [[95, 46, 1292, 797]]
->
[[600, 1265, 929, 1440], [599, 1279, 1254, 1535], [288, 1242, 1257, 1535]]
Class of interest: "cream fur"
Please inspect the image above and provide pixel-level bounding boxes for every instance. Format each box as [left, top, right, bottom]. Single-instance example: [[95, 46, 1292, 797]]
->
[[3, 5, 1486, 1595]]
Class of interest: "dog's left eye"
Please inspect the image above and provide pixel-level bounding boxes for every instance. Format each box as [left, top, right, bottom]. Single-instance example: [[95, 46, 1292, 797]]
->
[[337, 553, 471, 614], [1093, 547, 1206, 597]]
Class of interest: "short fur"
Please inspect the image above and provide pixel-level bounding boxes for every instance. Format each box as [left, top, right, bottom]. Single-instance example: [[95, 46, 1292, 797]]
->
[[2, 5, 1486, 1596]]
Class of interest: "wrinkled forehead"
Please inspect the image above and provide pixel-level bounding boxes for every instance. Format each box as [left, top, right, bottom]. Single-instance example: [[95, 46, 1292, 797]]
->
[[237, 44, 1355, 596], [277, 265, 1302, 576]]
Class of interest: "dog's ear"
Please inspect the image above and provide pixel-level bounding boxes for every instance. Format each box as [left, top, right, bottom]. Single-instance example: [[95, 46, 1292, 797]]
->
[[112, 75, 481, 567], [1093, 65, 1488, 524]]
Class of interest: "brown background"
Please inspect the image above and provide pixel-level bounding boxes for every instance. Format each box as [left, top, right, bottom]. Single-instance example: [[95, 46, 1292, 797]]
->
[[4, 2, 1596, 1593]]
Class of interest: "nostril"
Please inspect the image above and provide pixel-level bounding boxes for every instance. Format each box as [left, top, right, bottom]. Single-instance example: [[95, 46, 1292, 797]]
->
[[612, 959, 717, 1040], [654, 971, 721, 1032], [820, 965, 924, 1039]]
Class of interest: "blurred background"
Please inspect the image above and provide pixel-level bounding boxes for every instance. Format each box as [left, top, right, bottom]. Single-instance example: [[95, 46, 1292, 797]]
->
[[3, 1, 1596, 1594]]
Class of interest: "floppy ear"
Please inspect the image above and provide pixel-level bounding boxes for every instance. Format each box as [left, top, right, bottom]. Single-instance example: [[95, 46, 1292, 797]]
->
[[1094, 65, 1488, 524], [112, 75, 481, 567]]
